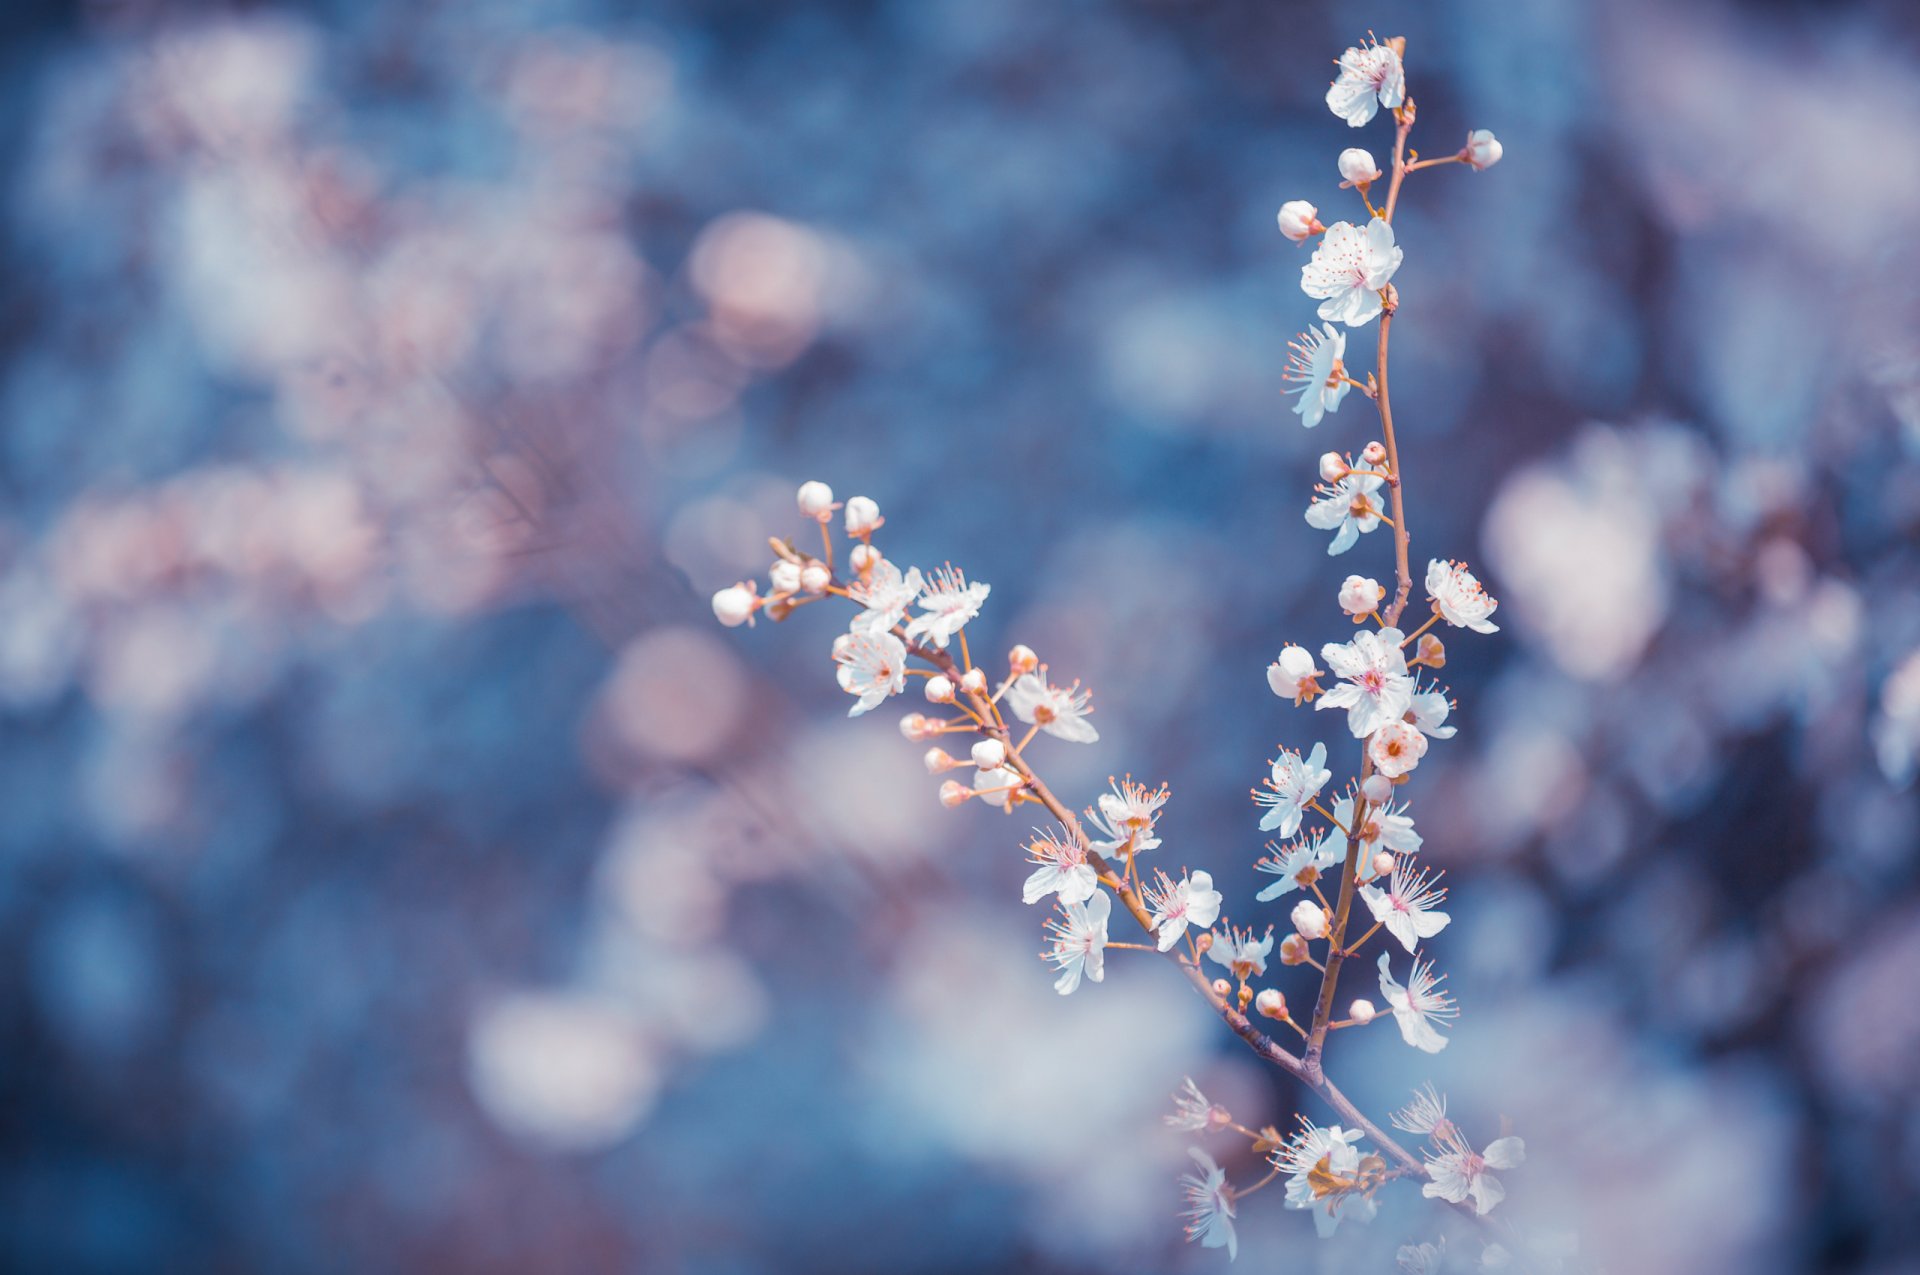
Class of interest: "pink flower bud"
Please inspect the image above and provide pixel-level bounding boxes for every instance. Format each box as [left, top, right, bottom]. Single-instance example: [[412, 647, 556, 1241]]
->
[[711, 585, 757, 628], [844, 495, 882, 537], [1211, 978, 1232, 998], [938, 779, 970, 808], [1276, 199, 1323, 243], [800, 562, 830, 594], [797, 480, 835, 520], [849, 544, 880, 575], [1319, 451, 1349, 483], [1349, 998, 1377, 1024], [1361, 440, 1388, 466], [1338, 147, 1382, 186], [970, 738, 1007, 770], [1255, 988, 1288, 1020], [1339, 574, 1385, 618], [1291, 900, 1329, 940], [1361, 773, 1393, 804], [1008, 644, 1039, 675], [925, 675, 956, 704], [1463, 128, 1503, 171], [960, 668, 988, 695], [923, 747, 956, 774], [1280, 934, 1310, 966]]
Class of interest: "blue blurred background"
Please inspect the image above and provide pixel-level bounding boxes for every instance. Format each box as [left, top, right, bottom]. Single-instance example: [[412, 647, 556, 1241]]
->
[[3, 0, 1919, 1271]]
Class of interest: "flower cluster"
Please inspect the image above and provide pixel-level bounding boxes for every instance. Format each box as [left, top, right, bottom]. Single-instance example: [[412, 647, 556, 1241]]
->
[[714, 31, 1522, 1265]]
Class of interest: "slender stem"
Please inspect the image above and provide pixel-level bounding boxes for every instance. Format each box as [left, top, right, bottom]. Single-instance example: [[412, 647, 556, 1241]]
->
[[1230, 1165, 1283, 1201]]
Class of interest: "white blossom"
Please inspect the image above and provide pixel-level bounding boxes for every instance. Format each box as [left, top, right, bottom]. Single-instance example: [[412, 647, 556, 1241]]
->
[[1333, 792, 1423, 860], [1368, 719, 1429, 778], [903, 564, 989, 649], [1318, 627, 1415, 736], [1391, 1083, 1449, 1136], [1144, 869, 1223, 951], [1179, 1147, 1238, 1260], [1463, 128, 1503, 171], [1291, 899, 1329, 940], [1253, 741, 1331, 837], [1410, 681, 1457, 740], [1167, 1077, 1228, 1132], [1022, 827, 1098, 906], [1005, 672, 1100, 743], [1267, 644, 1324, 703], [1043, 890, 1111, 995], [1339, 574, 1385, 618], [1360, 860, 1451, 952], [972, 763, 1020, 808], [1377, 951, 1457, 1053], [769, 560, 802, 595], [1338, 147, 1383, 186], [711, 583, 758, 628], [1325, 39, 1405, 127], [1254, 830, 1341, 901], [843, 495, 882, 537], [1276, 1122, 1378, 1238], [796, 480, 835, 520], [1398, 1240, 1446, 1275], [1207, 925, 1275, 980], [849, 559, 923, 633], [1426, 559, 1501, 633], [1300, 218, 1403, 327], [834, 630, 907, 716], [1424, 1132, 1525, 1215], [1277, 199, 1323, 243], [1305, 473, 1387, 556], [1086, 776, 1171, 854], [1284, 324, 1350, 428]]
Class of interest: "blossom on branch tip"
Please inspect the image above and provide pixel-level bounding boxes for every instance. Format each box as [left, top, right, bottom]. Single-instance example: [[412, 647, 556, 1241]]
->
[[1253, 741, 1331, 837], [1043, 890, 1110, 995], [1423, 1131, 1524, 1215], [843, 495, 882, 537], [1277, 200, 1324, 243], [1359, 860, 1451, 952], [1318, 628, 1415, 737], [834, 630, 907, 715], [1179, 1148, 1238, 1259], [1377, 952, 1457, 1053], [1389, 1082, 1448, 1136], [1284, 323, 1350, 428], [796, 480, 836, 520], [1276, 1122, 1378, 1237], [849, 559, 923, 634], [1339, 574, 1385, 619], [1254, 830, 1341, 901], [1086, 775, 1170, 854], [1306, 472, 1387, 556], [1145, 870, 1223, 951], [1006, 672, 1099, 743], [1023, 827, 1098, 906], [1207, 925, 1275, 980], [1426, 559, 1500, 633], [1326, 38, 1405, 127], [1167, 1076, 1230, 1133], [1368, 719, 1428, 777], [1267, 644, 1325, 703], [1301, 218, 1403, 328], [1462, 129, 1503, 171], [711, 583, 758, 628], [904, 564, 989, 649]]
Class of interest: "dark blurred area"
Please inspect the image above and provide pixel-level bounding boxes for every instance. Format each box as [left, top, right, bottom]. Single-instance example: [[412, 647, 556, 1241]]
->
[[2, 0, 1919, 1271]]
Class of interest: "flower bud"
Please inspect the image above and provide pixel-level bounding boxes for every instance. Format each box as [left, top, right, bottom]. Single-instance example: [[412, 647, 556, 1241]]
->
[[1416, 633, 1446, 669], [974, 765, 1018, 808], [1361, 773, 1393, 804], [1348, 998, 1377, 1024], [925, 675, 956, 704], [844, 495, 882, 537], [960, 668, 988, 695], [1194, 930, 1214, 955], [1339, 574, 1385, 619], [769, 560, 802, 594], [898, 712, 930, 741], [1267, 644, 1324, 702], [1319, 451, 1349, 483], [1291, 900, 1329, 940], [1338, 147, 1382, 186], [1463, 128, 1503, 171], [711, 585, 756, 628], [1361, 440, 1388, 467], [797, 480, 835, 520], [1212, 978, 1232, 998], [849, 544, 880, 575], [970, 738, 1007, 770], [938, 779, 970, 808], [1008, 644, 1039, 675], [923, 747, 957, 774], [1255, 988, 1288, 1020], [1276, 199, 1323, 243], [800, 562, 830, 594], [1372, 851, 1396, 879], [1280, 934, 1310, 966]]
